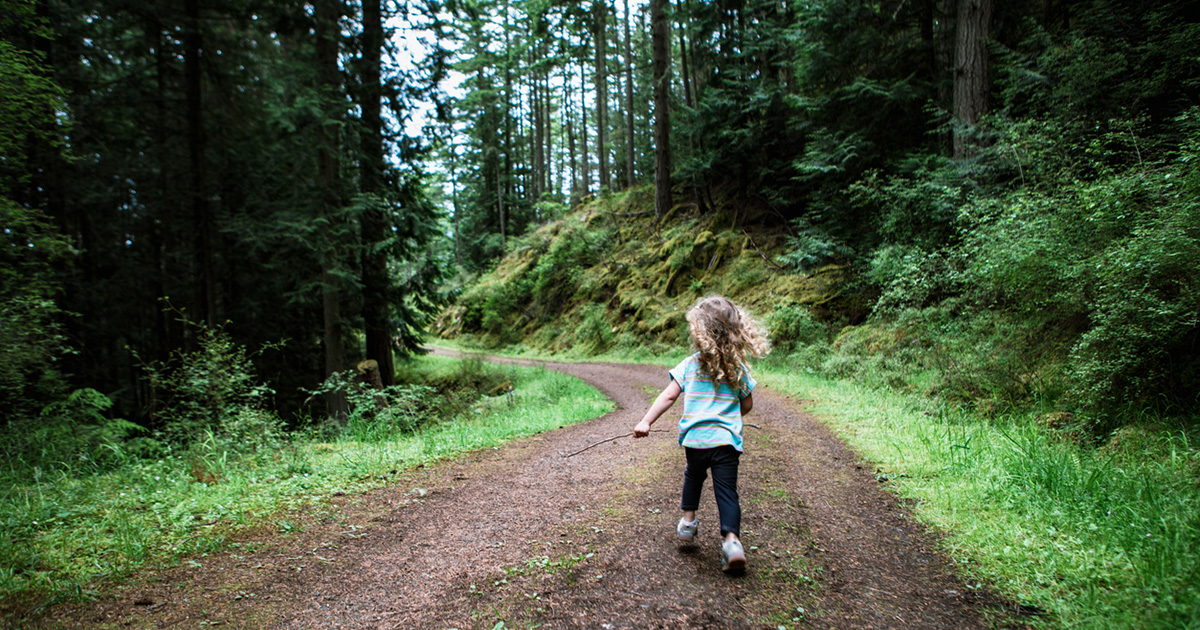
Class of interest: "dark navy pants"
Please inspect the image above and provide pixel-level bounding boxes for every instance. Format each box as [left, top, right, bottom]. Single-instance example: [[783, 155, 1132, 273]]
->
[[680, 445, 741, 537]]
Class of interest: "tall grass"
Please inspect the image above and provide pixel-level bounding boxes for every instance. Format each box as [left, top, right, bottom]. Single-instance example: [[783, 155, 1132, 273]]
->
[[761, 364, 1200, 629], [0, 355, 613, 614]]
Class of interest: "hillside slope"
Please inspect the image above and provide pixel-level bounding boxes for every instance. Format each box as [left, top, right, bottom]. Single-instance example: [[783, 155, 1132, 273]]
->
[[436, 186, 849, 355]]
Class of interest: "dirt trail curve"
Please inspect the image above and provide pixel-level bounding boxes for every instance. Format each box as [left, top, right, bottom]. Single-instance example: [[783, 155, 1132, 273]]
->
[[41, 353, 1011, 629]]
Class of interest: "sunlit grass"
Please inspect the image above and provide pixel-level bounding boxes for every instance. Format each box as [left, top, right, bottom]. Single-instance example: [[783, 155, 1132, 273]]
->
[[760, 364, 1200, 630], [0, 355, 613, 612]]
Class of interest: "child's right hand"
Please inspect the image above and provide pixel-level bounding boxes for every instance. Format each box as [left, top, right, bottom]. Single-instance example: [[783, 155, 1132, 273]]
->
[[633, 420, 651, 438]]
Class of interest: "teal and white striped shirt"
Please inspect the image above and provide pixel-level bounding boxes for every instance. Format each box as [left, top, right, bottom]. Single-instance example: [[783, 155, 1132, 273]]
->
[[669, 353, 756, 452]]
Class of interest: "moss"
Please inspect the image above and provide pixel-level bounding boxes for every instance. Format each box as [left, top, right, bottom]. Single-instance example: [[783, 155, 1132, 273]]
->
[[437, 184, 850, 357]]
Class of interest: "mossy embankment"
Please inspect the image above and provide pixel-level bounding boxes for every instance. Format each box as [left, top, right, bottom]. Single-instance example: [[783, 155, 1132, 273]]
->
[[436, 186, 857, 358]]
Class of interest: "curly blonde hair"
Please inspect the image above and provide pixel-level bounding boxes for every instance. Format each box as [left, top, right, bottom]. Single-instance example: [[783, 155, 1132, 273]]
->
[[686, 295, 770, 387]]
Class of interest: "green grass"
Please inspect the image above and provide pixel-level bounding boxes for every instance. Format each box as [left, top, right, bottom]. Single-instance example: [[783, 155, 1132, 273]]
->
[[759, 363, 1200, 630], [0, 355, 613, 614]]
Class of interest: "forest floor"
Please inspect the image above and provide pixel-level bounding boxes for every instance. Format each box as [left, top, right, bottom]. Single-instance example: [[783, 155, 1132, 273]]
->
[[33, 353, 1020, 629]]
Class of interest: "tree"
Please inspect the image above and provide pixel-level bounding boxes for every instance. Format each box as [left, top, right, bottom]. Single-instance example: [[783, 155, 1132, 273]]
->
[[953, 0, 994, 158], [0, 0, 72, 420], [594, 0, 609, 191], [623, 0, 636, 188], [651, 0, 672, 219], [358, 0, 395, 386], [315, 0, 349, 419]]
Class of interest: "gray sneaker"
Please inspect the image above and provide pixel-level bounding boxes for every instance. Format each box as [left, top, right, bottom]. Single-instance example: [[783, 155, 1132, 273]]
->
[[676, 517, 698, 542], [721, 539, 746, 572]]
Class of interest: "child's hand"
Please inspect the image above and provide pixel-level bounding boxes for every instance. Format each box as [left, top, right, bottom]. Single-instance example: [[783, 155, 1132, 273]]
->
[[633, 420, 651, 438]]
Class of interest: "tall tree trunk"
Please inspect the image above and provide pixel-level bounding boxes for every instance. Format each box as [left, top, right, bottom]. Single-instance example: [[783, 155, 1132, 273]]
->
[[149, 12, 174, 364], [497, 171, 506, 249], [595, 0, 609, 191], [568, 75, 579, 204], [580, 55, 591, 196], [502, 0, 513, 205], [358, 0, 394, 386], [953, 0, 993, 158], [677, 16, 694, 108], [531, 60, 543, 201], [451, 154, 461, 266], [623, 0, 635, 189], [184, 0, 215, 325], [315, 0, 347, 419], [935, 0, 955, 154], [544, 70, 553, 197], [651, 0, 672, 220], [921, 0, 935, 82]]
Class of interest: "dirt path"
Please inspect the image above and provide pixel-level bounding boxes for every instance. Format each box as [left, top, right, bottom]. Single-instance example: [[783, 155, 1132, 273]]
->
[[39, 354, 1010, 629]]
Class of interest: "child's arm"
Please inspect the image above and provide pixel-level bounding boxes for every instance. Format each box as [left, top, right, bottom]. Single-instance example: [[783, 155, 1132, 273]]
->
[[741, 392, 754, 416], [633, 380, 682, 437]]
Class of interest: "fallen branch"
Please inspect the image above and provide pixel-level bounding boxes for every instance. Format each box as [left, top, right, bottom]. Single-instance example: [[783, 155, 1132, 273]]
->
[[563, 424, 763, 458], [740, 229, 787, 272], [563, 430, 669, 458]]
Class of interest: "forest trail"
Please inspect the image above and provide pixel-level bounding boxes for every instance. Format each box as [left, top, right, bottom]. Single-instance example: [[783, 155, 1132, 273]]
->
[[41, 353, 1008, 629]]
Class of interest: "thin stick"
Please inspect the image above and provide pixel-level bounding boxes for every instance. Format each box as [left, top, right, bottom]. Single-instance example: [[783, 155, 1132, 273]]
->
[[564, 424, 763, 458], [563, 430, 667, 458]]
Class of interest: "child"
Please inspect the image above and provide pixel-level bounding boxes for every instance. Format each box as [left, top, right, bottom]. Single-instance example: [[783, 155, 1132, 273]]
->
[[633, 295, 770, 573]]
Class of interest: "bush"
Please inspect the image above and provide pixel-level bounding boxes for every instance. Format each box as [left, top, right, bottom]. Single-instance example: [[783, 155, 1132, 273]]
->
[[308, 370, 440, 440], [1067, 197, 1200, 416], [576, 303, 614, 353], [766, 303, 827, 347], [957, 113, 1200, 417], [140, 322, 283, 451], [774, 217, 854, 272], [0, 388, 152, 478], [0, 202, 72, 421]]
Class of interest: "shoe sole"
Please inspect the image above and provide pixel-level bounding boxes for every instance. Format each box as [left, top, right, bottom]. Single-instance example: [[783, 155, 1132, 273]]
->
[[722, 551, 746, 573], [677, 531, 695, 542]]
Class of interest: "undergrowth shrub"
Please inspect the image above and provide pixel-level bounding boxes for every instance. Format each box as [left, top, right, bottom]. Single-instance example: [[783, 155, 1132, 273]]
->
[[308, 370, 439, 440], [766, 303, 826, 347], [576, 303, 614, 353], [140, 323, 283, 453], [0, 202, 72, 422], [0, 388, 152, 480], [848, 154, 968, 249], [852, 110, 1200, 421], [768, 216, 854, 270], [865, 244, 964, 314]]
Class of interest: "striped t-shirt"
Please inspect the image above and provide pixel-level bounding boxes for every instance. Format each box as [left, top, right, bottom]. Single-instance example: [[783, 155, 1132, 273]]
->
[[669, 353, 756, 452]]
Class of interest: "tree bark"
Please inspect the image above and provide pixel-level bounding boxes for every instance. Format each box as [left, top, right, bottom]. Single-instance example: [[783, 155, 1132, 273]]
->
[[677, 16, 694, 108], [358, 0, 394, 386], [316, 0, 347, 419], [183, 0, 215, 325], [623, 0, 635, 188], [952, 0, 993, 158], [502, 0, 513, 205], [651, 0, 672, 220], [532, 57, 543, 201], [933, 0, 955, 153], [545, 70, 553, 197], [567, 75, 578, 203], [580, 55, 591, 196], [595, 0, 609, 191]]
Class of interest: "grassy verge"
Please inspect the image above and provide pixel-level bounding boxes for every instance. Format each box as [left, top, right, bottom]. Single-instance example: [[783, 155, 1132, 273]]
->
[[760, 364, 1200, 630], [0, 354, 613, 616]]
